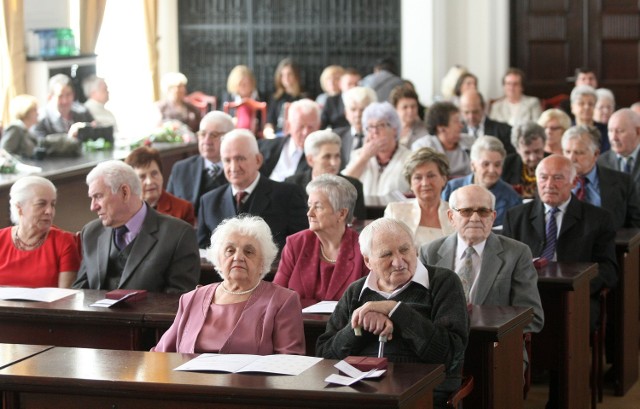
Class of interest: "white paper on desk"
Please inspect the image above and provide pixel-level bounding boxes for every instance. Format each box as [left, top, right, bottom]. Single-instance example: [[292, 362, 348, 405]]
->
[[324, 361, 384, 386], [334, 360, 386, 379], [0, 287, 77, 302], [174, 353, 322, 376], [302, 300, 338, 314]]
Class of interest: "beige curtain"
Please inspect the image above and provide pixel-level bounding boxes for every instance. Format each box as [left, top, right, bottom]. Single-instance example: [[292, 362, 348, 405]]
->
[[79, 0, 107, 54], [143, 0, 159, 101], [0, 0, 26, 127]]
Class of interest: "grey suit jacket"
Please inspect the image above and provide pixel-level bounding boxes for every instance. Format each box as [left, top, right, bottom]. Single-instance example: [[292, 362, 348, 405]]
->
[[166, 155, 227, 214], [419, 233, 544, 333], [73, 206, 200, 293], [598, 150, 640, 200]]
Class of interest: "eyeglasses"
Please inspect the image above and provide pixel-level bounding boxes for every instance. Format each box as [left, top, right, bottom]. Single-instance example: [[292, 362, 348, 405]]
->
[[365, 122, 390, 133], [452, 207, 494, 218], [198, 130, 225, 139], [545, 126, 564, 132]]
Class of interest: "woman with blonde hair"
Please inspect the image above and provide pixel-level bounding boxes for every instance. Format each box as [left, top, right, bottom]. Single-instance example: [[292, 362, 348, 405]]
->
[[316, 65, 344, 107], [537, 108, 571, 155], [1, 94, 39, 158], [154, 72, 201, 132]]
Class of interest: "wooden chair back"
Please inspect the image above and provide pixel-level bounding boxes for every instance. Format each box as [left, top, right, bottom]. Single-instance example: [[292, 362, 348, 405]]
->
[[185, 91, 217, 117]]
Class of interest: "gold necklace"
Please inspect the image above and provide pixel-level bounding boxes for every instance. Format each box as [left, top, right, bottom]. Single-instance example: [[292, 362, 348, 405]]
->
[[219, 281, 261, 295], [13, 226, 47, 251], [320, 244, 337, 263]]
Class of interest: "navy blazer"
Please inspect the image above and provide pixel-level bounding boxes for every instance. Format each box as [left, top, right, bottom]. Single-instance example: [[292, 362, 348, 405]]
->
[[258, 136, 310, 178], [197, 176, 308, 250], [166, 155, 227, 214], [73, 206, 200, 294], [502, 196, 618, 296]]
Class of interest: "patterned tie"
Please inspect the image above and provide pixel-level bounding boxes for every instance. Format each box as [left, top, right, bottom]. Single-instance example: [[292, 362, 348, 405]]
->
[[207, 164, 220, 179], [114, 225, 129, 251], [235, 191, 248, 212], [541, 207, 559, 261], [458, 247, 476, 303], [575, 176, 587, 201]]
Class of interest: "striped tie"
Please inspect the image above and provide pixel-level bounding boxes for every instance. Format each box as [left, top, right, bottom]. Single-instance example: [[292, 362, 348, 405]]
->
[[541, 207, 559, 261], [458, 247, 476, 303]]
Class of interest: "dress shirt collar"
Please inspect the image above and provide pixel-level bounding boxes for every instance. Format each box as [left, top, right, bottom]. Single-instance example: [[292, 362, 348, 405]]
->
[[455, 234, 487, 260], [231, 172, 260, 197], [617, 143, 640, 169], [358, 261, 430, 300], [543, 196, 571, 214], [120, 202, 148, 243]]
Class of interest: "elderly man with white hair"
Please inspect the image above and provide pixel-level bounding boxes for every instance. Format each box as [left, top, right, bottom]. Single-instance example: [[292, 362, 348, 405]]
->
[[561, 124, 640, 229], [258, 98, 321, 181], [598, 108, 640, 194], [166, 111, 234, 214], [317, 217, 468, 409], [73, 160, 200, 293]]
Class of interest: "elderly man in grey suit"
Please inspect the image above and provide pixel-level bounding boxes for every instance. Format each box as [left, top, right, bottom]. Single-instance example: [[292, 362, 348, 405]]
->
[[73, 160, 200, 293], [598, 108, 640, 194], [419, 184, 544, 334]]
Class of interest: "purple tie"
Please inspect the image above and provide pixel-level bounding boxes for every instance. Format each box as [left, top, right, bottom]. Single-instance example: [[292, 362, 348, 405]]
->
[[541, 208, 559, 261], [114, 225, 128, 250], [235, 191, 248, 212]]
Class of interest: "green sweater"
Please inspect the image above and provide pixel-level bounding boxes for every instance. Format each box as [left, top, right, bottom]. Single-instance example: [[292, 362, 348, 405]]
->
[[316, 264, 469, 396]]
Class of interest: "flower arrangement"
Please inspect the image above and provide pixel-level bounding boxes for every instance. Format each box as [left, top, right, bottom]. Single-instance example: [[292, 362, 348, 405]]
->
[[148, 120, 195, 144]]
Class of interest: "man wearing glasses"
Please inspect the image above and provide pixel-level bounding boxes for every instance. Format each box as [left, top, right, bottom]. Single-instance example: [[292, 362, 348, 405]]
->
[[166, 111, 234, 214], [419, 184, 544, 333]]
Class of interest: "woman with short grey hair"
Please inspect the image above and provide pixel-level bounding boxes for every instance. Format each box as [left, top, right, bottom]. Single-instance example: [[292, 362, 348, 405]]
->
[[570, 84, 610, 152], [1, 176, 80, 288], [154, 215, 304, 354], [274, 174, 368, 305], [503, 121, 547, 199], [594, 88, 616, 125], [443, 136, 521, 226]]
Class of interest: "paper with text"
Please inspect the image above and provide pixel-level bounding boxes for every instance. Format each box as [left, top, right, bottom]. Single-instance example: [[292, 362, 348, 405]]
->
[[0, 287, 77, 302]]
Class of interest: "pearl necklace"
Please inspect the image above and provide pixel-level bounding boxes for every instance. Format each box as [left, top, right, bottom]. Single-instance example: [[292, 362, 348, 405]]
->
[[320, 244, 337, 263], [13, 226, 47, 251], [219, 281, 261, 295]]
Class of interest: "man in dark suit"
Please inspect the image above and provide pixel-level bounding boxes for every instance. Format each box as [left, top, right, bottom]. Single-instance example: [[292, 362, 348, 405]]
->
[[503, 155, 617, 332], [73, 160, 200, 293], [597, 108, 640, 194], [198, 129, 308, 250], [284, 129, 366, 221], [459, 90, 515, 154], [320, 68, 361, 129], [258, 99, 320, 181], [562, 124, 640, 229], [332, 86, 378, 167], [420, 184, 544, 334], [166, 111, 233, 214]]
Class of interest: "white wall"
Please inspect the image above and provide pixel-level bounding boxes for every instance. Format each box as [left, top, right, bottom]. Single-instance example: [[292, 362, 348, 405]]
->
[[24, 0, 69, 30], [401, 0, 509, 104]]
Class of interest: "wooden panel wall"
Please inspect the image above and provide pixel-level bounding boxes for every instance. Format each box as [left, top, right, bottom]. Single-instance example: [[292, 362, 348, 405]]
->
[[511, 0, 640, 106]]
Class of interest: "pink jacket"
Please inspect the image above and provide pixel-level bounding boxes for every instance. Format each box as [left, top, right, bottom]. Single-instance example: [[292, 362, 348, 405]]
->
[[273, 228, 369, 304], [153, 281, 305, 354]]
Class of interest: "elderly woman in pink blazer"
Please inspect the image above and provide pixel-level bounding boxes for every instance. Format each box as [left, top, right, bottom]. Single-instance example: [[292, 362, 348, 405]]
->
[[153, 215, 304, 354], [274, 174, 369, 307]]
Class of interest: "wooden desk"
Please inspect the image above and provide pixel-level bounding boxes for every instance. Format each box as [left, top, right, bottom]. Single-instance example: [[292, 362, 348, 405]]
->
[[465, 305, 532, 409], [0, 290, 178, 350], [0, 344, 52, 370], [0, 142, 198, 231], [302, 305, 532, 409], [613, 228, 640, 395], [535, 262, 597, 409], [0, 347, 444, 409]]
